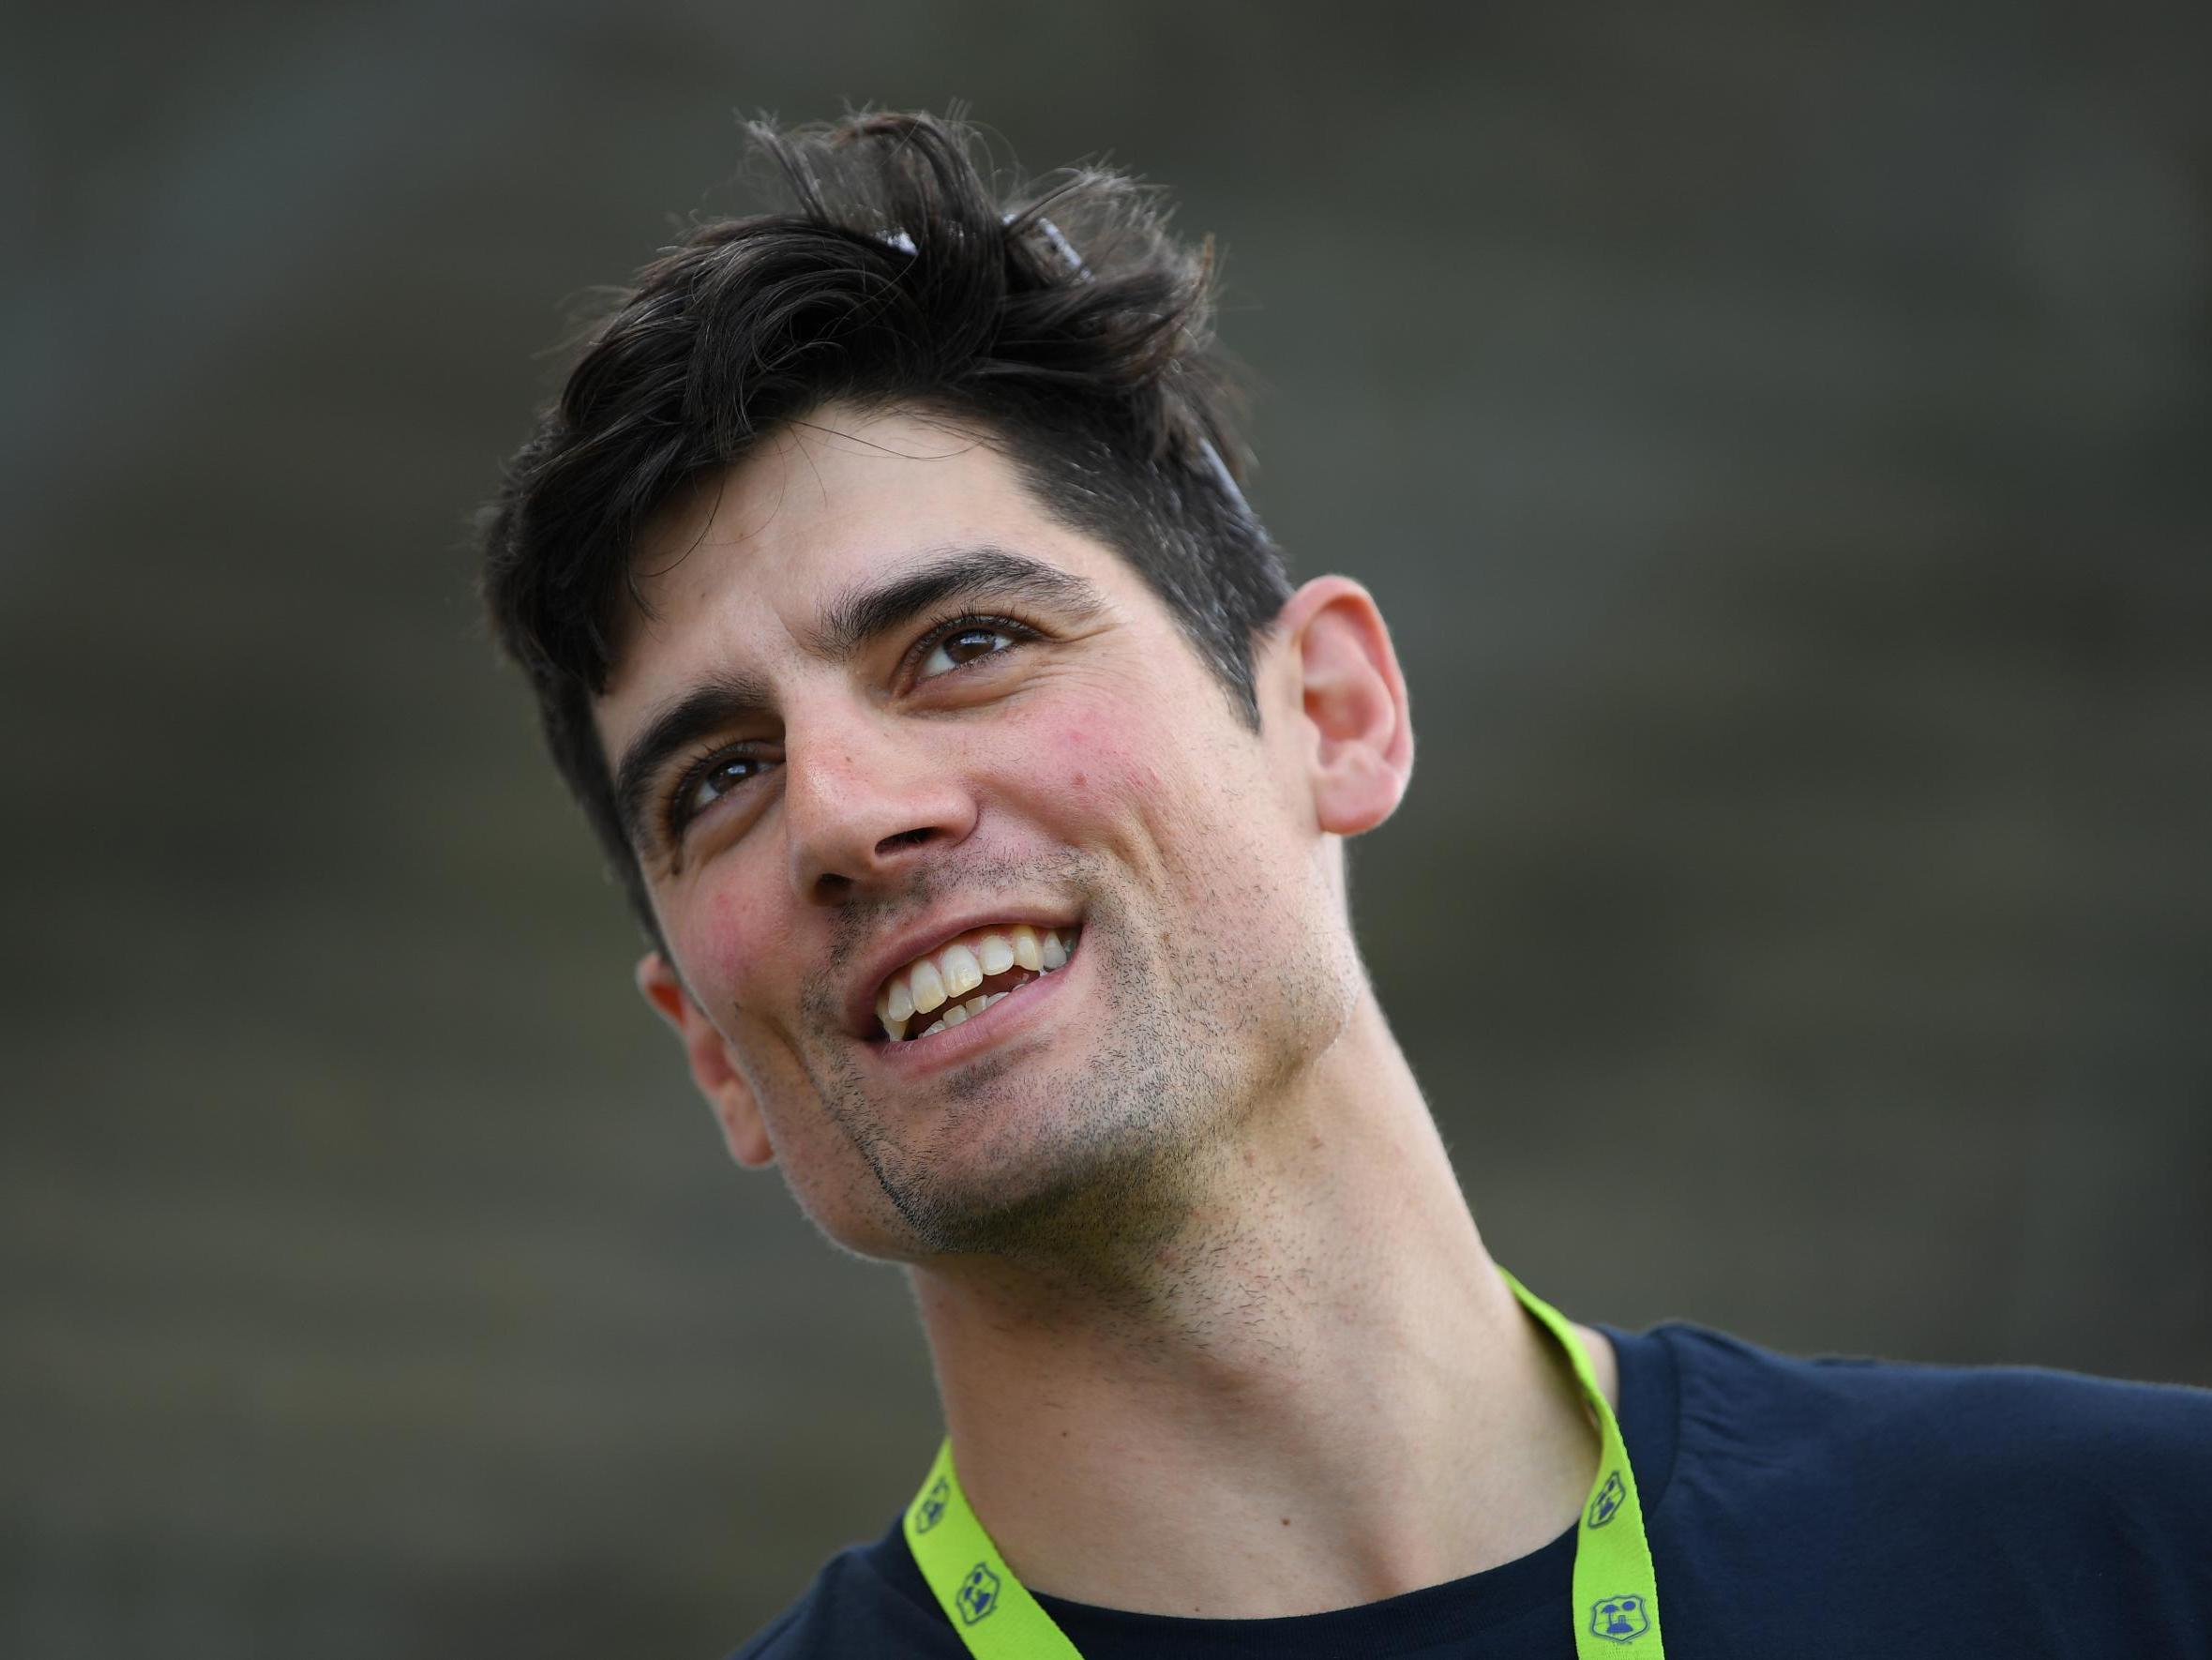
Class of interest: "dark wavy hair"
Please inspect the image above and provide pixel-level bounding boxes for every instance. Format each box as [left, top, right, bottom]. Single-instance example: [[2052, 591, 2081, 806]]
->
[[480, 111, 1292, 937]]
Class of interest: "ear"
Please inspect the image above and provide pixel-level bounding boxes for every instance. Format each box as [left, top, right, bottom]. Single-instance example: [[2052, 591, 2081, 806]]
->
[[635, 951, 775, 1169], [1273, 576, 1414, 836]]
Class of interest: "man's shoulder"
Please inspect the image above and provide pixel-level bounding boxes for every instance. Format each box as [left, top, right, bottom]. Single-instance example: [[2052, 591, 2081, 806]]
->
[[1663, 1319, 2212, 1428], [1640, 1321, 2212, 1644], [1653, 1319, 2212, 1509], [725, 1522, 958, 1660]]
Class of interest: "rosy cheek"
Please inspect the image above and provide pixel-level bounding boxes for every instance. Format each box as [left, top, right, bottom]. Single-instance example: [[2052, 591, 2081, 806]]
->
[[1042, 717, 1130, 798], [1020, 709, 1177, 823], [671, 881, 770, 1008], [1008, 717, 1176, 858]]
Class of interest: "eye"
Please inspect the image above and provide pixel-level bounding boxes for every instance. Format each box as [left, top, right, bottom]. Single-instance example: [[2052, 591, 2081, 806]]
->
[[916, 619, 1025, 681], [673, 748, 774, 834]]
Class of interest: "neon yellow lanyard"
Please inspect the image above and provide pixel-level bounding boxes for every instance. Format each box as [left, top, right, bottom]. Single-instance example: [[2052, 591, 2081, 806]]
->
[[903, 1268, 1665, 1655]]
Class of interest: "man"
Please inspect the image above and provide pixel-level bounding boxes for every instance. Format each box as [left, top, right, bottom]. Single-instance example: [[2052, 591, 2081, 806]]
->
[[482, 113, 2210, 1657]]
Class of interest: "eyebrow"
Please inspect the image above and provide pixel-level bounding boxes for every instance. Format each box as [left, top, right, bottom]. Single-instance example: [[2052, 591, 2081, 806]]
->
[[802, 544, 1104, 661], [611, 544, 1105, 850]]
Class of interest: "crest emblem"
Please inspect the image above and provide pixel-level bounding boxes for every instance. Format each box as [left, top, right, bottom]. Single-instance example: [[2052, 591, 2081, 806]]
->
[[914, 1477, 950, 1533], [1590, 1593, 1650, 1643], [1587, 1470, 1626, 1529], [957, 1563, 1002, 1624]]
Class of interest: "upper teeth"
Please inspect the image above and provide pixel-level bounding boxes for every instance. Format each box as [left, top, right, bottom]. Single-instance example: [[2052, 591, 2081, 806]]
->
[[874, 925, 1074, 1042]]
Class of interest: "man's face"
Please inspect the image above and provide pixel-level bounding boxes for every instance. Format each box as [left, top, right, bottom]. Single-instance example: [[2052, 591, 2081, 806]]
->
[[595, 406, 1364, 1263]]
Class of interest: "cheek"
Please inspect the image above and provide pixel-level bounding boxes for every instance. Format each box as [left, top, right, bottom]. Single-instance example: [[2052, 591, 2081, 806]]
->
[[1022, 702, 1174, 806], [667, 876, 775, 1014], [1007, 700, 1231, 881]]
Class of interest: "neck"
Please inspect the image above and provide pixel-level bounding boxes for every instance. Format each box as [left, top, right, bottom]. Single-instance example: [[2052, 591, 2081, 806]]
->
[[907, 996, 1617, 1618]]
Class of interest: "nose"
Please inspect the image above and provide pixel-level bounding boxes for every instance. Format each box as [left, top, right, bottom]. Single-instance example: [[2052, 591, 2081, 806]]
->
[[782, 705, 979, 902]]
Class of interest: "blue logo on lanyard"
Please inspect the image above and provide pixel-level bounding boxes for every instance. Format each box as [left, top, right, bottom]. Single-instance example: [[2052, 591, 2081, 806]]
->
[[957, 1563, 1001, 1624], [1590, 1593, 1650, 1642], [915, 1477, 950, 1533], [1588, 1470, 1626, 1529]]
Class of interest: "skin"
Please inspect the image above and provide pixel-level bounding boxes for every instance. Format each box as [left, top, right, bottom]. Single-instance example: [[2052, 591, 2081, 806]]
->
[[596, 404, 1618, 1618]]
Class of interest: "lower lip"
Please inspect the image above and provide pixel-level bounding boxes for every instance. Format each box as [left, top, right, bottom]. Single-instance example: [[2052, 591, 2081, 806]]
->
[[867, 940, 1083, 1077]]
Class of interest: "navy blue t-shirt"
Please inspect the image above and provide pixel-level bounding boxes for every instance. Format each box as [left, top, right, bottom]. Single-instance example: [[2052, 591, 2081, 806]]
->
[[730, 1321, 2212, 1656]]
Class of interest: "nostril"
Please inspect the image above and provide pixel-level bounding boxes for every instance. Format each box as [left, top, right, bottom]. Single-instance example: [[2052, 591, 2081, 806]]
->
[[875, 827, 935, 856]]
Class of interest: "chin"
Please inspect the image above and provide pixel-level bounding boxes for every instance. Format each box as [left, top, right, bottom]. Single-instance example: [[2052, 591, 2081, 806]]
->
[[850, 1049, 1229, 1270]]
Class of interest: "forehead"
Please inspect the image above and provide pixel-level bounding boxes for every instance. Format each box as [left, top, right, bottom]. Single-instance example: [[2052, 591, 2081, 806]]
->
[[596, 407, 1121, 732]]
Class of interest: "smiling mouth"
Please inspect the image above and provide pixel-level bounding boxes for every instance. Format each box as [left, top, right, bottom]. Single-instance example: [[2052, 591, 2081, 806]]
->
[[872, 924, 1080, 1043]]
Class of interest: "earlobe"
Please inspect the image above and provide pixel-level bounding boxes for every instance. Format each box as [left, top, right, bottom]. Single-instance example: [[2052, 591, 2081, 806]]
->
[[1279, 576, 1414, 837], [634, 951, 775, 1170]]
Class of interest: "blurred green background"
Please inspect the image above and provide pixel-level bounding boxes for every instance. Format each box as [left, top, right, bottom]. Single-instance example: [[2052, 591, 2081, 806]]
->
[[6, 3, 2208, 1655]]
